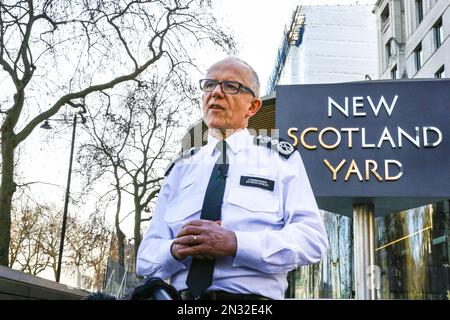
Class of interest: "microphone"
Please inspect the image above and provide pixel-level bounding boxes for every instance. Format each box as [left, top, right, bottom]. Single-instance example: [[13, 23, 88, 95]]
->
[[130, 277, 182, 300], [153, 288, 174, 300]]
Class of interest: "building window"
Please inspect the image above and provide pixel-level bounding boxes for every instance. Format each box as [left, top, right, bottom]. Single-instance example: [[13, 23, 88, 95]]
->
[[414, 43, 423, 72], [385, 41, 392, 67], [381, 4, 390, 28], [391, 65, 398, 79], [435, 66, 445, 78], [433, 18, 443, 49], [416, 0, 424, 25]]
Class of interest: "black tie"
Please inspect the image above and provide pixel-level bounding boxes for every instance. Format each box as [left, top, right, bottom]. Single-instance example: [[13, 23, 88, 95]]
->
[[186, 140, 229, 298]]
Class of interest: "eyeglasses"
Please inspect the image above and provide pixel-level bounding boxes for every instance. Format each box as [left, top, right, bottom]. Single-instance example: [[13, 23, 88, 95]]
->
[[199, 79, 256, 97]]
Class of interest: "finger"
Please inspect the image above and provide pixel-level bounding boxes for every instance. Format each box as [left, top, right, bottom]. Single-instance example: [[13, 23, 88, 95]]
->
[[176, 225, 203, 238], [178, 220, 223, 237], [178, 245, 203, 256], [171, 243, 192, 260], [172, 243, 192, 250], [183, 219, 218, 227], [182, 219, 206, 227], [173, 236, 187, 245], [173, 234, 199, 245]]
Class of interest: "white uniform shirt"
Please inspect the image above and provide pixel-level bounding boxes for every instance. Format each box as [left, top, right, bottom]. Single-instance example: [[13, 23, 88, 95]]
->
[[137, 129, 328, 299]]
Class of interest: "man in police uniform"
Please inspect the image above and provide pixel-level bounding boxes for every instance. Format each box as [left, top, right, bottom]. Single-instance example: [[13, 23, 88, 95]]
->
[[136, 57, 328, 300]]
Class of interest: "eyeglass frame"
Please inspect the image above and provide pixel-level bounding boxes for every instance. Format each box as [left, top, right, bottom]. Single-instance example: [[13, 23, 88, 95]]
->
[[199, 79, 256, 97]]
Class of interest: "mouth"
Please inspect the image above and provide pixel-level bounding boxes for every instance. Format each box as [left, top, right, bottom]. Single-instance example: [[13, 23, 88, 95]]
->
[[208, 104, 225, 111]]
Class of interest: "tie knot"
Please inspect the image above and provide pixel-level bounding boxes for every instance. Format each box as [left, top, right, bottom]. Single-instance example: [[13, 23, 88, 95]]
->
[[215, 140, 227, 153], [215, 140, 228, 165]]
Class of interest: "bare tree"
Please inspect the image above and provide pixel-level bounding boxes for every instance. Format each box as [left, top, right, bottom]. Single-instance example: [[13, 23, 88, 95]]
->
[[9, 203, 54, 275], [0, 0, 235, 266], [66, 210, 112, 290], [9, 204, 39, 269], [85, 214, 112, 291], [40, 208, 63, 279], [78, 74, 193, 271], [10, 200, 112, 283]]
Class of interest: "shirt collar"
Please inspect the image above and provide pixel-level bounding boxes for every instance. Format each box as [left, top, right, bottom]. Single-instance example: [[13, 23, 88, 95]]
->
[[205, 129, 252, 156]]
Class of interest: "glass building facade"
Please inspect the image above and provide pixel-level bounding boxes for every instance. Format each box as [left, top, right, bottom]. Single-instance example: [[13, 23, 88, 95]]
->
[[287, 201, 450, 299], [286, 211, 353, 299], [376, 202, 449, 299]]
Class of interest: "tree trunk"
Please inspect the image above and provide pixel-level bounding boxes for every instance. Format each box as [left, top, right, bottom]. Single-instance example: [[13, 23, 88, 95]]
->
[[0, 127, 16, 266], [114, 188, 126, 276], [133, 198, 142, 272]]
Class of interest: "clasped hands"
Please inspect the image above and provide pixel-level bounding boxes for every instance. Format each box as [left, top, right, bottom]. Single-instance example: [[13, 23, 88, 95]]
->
[[170, 219, 237, 261]]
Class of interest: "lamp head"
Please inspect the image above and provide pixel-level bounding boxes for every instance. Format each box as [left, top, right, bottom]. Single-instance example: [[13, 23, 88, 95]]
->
[[40, 120, 52, 130]]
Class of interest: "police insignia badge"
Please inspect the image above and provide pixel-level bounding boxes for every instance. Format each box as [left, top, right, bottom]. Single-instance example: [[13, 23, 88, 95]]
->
[[254, 135, 296, 159], [277, 141, 295, 155]]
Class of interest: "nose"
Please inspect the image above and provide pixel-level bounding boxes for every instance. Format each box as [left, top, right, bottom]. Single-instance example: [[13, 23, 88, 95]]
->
[[210, 82, 224, 97]]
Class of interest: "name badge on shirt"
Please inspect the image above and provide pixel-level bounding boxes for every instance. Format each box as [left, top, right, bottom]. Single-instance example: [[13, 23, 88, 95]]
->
[[240, 176, 274, 191]]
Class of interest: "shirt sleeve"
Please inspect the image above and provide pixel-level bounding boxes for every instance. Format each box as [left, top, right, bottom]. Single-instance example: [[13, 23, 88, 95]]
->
[[136, 170, 187, 279], [233, 151, 328, 274]]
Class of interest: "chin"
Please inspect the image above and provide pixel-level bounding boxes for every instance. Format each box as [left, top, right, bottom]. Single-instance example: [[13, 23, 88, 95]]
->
[[204, 119, 225, 130]]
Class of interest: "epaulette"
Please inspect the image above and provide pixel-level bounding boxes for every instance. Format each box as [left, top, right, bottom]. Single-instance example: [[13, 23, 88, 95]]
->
[[254, 135, 296, 159], [164, 147, 200, 177]]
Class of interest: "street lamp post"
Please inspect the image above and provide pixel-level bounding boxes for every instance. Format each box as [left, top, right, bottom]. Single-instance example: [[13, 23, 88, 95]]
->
[[55, 112, 77, 283], [41, 107, 86, 283]]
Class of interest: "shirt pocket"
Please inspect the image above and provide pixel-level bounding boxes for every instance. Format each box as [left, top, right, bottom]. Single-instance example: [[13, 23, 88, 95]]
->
[[179, 172, 196, 191], [227, 186, 282, 230], [168, 172, 198, 204], [164, 192, 204, 235], [227, 185, 279, 213]]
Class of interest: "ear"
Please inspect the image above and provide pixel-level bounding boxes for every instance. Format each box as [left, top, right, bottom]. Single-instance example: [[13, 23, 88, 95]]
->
[[246, 98, 262, 118]]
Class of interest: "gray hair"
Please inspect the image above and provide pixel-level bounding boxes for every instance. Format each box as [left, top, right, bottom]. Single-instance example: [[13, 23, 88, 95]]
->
[[210, 56, 261, 97]]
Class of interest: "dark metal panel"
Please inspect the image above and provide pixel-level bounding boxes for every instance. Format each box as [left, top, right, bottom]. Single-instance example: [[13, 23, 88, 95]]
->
[[276, 79, 450, 216]]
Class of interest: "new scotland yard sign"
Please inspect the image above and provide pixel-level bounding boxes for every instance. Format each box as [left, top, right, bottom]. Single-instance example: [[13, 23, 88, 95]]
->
[[276, 79, 450, 216]]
